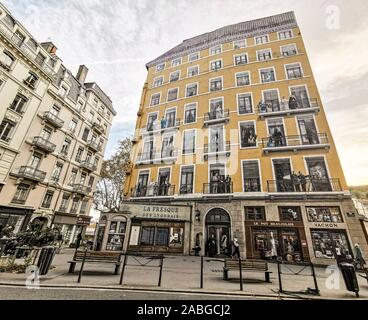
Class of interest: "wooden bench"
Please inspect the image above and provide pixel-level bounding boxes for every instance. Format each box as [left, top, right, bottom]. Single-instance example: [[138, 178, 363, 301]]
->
[[223, 258, 272, 283], [68, 250, 123, 275]]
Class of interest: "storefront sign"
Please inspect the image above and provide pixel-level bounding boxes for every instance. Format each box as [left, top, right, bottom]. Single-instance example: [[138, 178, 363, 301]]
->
[[129, 226, 141, 246], [121, 203, 191, 222], [77, 216, 92, 226], [250, 221, 297, 227], [312, 222, 340, 228]]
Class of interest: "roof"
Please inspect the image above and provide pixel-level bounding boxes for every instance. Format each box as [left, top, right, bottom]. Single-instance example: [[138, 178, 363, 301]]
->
[[146, 11, 298, 68], [85, 82, 116, 115]]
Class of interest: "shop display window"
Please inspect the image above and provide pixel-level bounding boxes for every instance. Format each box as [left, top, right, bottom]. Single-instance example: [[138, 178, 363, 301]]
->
[[155, 228, 169, 246], [311, 229, 352, 260], [307, 207, 343, 223], [106, 218, 127, 251], [279, 207, 301, 221], [169, 227, 184, 247], [140, 227, 155, 245], [245, 207, 265, 220]]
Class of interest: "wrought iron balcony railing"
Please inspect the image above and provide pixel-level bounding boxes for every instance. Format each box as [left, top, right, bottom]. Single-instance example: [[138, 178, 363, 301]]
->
[[179, 184, 194, 195], [203, 142, 231, 160], [258, 98, 319, 116], [12, 166, 46, 182], [86, 139, 102, 152], [92, 122, 105, 134], [267, 178, 342, 193], [136, 149, 178, 164], [141, 119, 181, 135], [73, 184, 92, 196], [243, 178, 262, 192], [132, 184, 176, 197], [80, 160, 97, 172], [43, 111, 64, 128], [32, 136, 56, 153], [204, 109, 230, 126], [203, 182, 233, 194]]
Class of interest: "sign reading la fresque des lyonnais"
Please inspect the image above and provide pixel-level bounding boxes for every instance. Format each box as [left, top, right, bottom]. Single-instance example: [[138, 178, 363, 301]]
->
[[121, 203, 191, 222]]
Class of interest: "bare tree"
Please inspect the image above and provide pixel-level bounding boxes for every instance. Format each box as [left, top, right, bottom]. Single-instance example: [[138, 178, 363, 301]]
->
[[94, 137, 132, 212]]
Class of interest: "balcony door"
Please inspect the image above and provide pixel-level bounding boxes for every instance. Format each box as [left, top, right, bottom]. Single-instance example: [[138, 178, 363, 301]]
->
[[210, 98, 224, 120], [137, 171, 149, 196], [297, 115, 319, 145], [273, 159, 292, 192], [305, 157, 332, 191], [29, 153, 42, 169], [209, 163, 226, 194], [209, 126, 224, 152], [147, 113, 158, 131], [263, 90, 280, 111], [158, 168, 171, 196], [180, 166, 194, 194], [290, 86, 310, 108], [143, 139, 154, 160], [165, 109, 176, 128], [267, 118, 286, 147], [161, 135, 174, 158]]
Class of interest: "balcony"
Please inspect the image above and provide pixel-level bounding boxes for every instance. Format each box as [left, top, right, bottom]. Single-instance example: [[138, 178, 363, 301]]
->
[[204, 109, 230, 127], [203, 182, 233, 195], [136, 149, 178, 165], [92, 122, 105, 135], [73, 184, 92, 196], [203, 142, 231, 160], [11, 166, 46, 183], [0, 21, 55, 78], [243, 178, 262, 192], [80, 160, 97, 172], [267, 178, 342, 193], [32, 136, 56, 153], [258, 98, 319, 118], [179, 184, 194, 195], [132, 184, 176, 197], [261, 133, 330, 154], [43, 111, 64, 128], [141, 119, 181, 137], [86, 139, 102, 152]]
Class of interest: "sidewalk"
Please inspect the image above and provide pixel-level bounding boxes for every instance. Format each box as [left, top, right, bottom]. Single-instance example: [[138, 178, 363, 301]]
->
[[1, 249, 367, 300]]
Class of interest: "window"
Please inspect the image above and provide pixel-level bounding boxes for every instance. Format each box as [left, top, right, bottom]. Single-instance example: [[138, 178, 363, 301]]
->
[[279, 207, 301, 221], [0, 119, 15, 142], [210, 45, 221, 55], [236, 72, 250, 86], [68, 119, 78, 133], [87, 112, 94, 122], [210, 77, 222, 91], [41, 190, 54, 209], [234, 54, 248, 65], [94, 156, 100, 167], [255, 35, 269, 44], [51, 162, 63, 182], [260, 68, 276, 83], [267, 118, 286, 146], [93, 98, 98, 107], [257, 49, 272, 61], [29, 152, 42, 169], [172, 58, 182, 67], [180, 165, 194, 194], [70, 198, 80, 213], [80, 200, 88, 214], [15, 31, 25, 45], [146, 113, 158, 131], [35, 53, 46, 66], [209, 126, 224, 152], [238, 93, 253, 114], [242, 161, 261, 192], [311, 230, 352, 260], [140, 227, 155, 245], [164, 108, 177, 128], [150, 93, 160, 106], [61, 138, 71, 156], [189, 52, 199, 61], [187, 65, 199, 77], [245, 207, 265, 220], [167, 88, 178, 101], [78, 101, 84, 111], [209, 98, 224, 120], [278, 30, 293, 40], [59, 85, 68, 98], [156, 63, 165, 72], [68, 169, 78, 186], [297, 115, 319, 145], [186, 83, 198, 97], [170, 70, 180, 82], [155, 228, 169, 246], [281, 44, 297, 56], [305, 157, 332, 191], [183, 130, 196, 154], [10, 94, 28, 114], [12, 184, 30, 204], [82, 127, 90, 141], [239, 122, 257, 148], [88, 176, 95, 188], [210, 60, 222, 71], [40, 126, 52, 140], [0, 51, 15, 70], [75, 147, 84, 162], [80, 172, 87, 185], [285, 63, 303, 79], [59, 194, 70, 212], [24, 72, 38, 88], [153, 76, 163, 87], [184, 104, 197, 124], [234, 39, 246, 49]]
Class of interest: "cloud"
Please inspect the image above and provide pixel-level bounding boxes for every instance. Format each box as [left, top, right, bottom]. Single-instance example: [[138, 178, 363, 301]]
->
[[3, 0, 368, 185]]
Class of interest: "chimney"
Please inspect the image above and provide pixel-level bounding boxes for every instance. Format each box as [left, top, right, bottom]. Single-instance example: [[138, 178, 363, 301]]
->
[[76, 65, 89, 84], [41, 42, 58, 55]]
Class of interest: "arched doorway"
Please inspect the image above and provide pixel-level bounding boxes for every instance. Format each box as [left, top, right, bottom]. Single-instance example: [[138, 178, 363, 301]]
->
[[30, 217, 49, 231], [205, 208, 231, 257]]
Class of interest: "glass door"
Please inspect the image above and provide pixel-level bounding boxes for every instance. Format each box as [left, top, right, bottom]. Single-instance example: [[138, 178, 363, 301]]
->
[[165, 110, 176, 128], [273, 159, 292, 192], [158, 168, 171, 195], [298, 116, 319, 145], [137, 172, 149, 196], [209, 126, 224, 152], [290, 86, 310, 108], [306, 157, 332, 191], [263, 90, 280, 111]]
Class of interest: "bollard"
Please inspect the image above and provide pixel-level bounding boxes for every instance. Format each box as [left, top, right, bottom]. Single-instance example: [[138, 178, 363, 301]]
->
[[77, 249, 88, 283], [277, 260, 283, 293], [200, 256, 204, 289], [119, 254, 128, 285], [238, 258, 243, 291], [158, 255, 164, 287]]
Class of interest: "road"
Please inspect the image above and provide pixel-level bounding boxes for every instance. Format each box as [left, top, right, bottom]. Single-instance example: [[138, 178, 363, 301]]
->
[[0, 285, 268, 300]]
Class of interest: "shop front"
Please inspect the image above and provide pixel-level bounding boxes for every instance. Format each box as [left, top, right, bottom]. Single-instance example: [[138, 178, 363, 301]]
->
[[0, 206, 33, 237], [53, 213, 89, 246]]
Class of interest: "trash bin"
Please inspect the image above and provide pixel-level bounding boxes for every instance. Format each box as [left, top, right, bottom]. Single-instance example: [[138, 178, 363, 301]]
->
[[37, 246, 56, 275], [339, 262, 360, 297]]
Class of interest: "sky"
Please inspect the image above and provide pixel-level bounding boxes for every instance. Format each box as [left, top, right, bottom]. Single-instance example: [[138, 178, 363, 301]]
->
[[2, 0, 368, 186]]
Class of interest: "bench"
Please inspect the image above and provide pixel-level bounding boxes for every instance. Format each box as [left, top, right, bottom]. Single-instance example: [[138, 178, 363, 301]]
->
[[223, 258, 272, 283], [358, 268, 368, 283], [68, 250, 123, 275]]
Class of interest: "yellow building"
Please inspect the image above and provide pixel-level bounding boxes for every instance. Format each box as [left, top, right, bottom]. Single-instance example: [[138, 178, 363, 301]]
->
[[118, 11, 367, 264]]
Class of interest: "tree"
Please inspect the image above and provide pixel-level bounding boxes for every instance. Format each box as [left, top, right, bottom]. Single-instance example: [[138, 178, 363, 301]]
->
[[94, 137, 132, 212]]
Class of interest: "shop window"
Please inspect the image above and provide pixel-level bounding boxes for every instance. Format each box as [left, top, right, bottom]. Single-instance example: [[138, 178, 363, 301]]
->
[[106, 218, 126, 251], [311, 229, 352, 260], [41, 190, 54, 209], [12, 183, 30, 205], [155, 228, 169, 246], [169, 227, 184, 247], [140, 227, 155, 245], [306, 207, 343, 223], [245, 207, 265, 220], [279, 207, 301, 221]]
